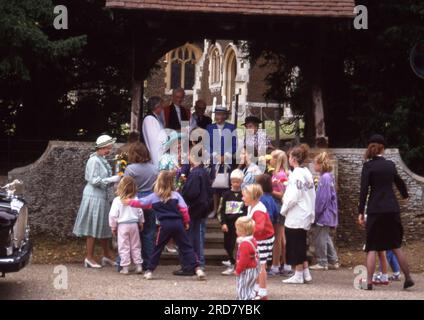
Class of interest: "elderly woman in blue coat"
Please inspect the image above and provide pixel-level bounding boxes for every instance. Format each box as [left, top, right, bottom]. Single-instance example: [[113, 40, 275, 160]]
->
[[73, 135, 121, 268]]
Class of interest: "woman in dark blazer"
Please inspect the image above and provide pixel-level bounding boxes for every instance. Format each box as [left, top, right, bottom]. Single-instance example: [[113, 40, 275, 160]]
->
[[358, 134, 414, 290]]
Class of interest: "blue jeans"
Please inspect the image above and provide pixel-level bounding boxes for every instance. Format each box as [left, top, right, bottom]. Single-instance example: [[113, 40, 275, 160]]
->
[[187, 218, 202, 266], [138, 191, 156, 270], [199, 218, 206, 267]]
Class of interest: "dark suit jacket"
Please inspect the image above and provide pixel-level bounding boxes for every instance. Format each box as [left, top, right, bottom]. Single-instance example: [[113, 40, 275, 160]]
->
[[358, 156, 408, 214], [164, 103, 190, 130]]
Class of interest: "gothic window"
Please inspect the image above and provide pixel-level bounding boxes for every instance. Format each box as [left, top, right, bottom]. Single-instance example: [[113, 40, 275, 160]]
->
[[210, 48, 221, 84], [166, 44, 200, 91]]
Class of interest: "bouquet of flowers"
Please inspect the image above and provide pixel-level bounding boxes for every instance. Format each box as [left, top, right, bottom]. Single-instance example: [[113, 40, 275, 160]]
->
[[175, 167, 186, 192], [114, 153, 128, 176]]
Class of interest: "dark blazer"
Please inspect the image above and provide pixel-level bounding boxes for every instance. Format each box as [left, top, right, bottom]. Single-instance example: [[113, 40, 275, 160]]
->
[[181, 166, 213, 220], [358, 156, 408, 214], [164, 103, 190, 130], [192, 114, 212, 130]]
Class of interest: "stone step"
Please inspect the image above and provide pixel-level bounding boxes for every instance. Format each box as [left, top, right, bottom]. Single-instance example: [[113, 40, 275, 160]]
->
[[204, 232, 224, 249], [205, 218, 222, 231]]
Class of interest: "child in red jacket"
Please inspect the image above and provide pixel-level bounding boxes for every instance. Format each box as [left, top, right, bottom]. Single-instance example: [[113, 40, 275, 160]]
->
[[235, 217, 259, 300], [242, 183, 275, 300]]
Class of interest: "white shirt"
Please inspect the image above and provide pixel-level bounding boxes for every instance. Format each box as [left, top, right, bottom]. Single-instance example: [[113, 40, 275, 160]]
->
[[109, 197, 144, 226], [281, 166, 316, 230], [174, 104, 182, 124], [142, 114, 167, 167]]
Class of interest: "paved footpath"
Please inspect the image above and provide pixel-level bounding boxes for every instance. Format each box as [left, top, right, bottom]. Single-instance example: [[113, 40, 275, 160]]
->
[[0, 264, 422, 300]]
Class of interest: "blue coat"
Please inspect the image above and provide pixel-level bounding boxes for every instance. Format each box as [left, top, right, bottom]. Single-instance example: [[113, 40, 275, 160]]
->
[[206, 122, 237, 159], [181, 166, 213, 219]]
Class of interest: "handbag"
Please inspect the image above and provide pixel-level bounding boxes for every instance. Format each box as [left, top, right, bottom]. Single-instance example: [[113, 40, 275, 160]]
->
[[211, 164, 230, 189]]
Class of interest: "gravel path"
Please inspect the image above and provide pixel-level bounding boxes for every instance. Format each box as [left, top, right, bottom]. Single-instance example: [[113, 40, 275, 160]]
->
[[0, 264, 422, 300]]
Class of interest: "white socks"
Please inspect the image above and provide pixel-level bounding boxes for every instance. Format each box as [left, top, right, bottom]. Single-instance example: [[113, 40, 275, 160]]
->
[[381, 273, 388, 282], [303, 268, 312, 279], [254, 284, 260, 292], [294, 271, 304, 280], [284, 264, 292, 271], [271, 265, 280, 272]]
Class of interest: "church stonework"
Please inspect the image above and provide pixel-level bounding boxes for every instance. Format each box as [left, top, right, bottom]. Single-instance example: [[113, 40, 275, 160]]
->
[[144, 40, 279, 123]]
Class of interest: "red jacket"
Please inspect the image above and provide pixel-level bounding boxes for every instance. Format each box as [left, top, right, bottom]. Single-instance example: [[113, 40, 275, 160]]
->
[[248, 202, 275, 240], [235, 236, 258, 275]]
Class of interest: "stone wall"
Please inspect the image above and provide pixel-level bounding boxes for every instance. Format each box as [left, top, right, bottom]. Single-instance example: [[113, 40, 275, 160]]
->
[[8, 141, 122, 239], [325, 148, 424, 249], [8, 143, 424, 247]]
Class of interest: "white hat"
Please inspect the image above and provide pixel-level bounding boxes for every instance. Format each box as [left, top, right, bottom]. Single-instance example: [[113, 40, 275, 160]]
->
[[230, 169, 244, 181], [213, 105, 230, 113], [95, 135, 116, 149]]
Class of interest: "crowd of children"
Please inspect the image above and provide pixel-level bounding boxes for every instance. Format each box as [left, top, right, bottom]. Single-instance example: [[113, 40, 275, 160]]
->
[[103, 133, 410, 299]]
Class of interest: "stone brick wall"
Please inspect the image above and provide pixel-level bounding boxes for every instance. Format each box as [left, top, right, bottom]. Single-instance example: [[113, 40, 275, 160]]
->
[[8, 143, 424, 247], [8, 141, 122, 239], [325, 148, 424, 249]]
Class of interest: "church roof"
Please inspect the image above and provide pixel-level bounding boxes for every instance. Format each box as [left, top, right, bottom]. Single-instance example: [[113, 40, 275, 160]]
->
[[105, 0, 356, 18]]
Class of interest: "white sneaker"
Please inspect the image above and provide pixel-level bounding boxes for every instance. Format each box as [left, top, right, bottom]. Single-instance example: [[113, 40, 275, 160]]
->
[[221, 260, 232, 268], [135, 264, 143, 274], [221, 267, 234, 276], [144, 271, 153, 280], [283, 275, 304, 284], [309, 263, 328, 271], [165, 245, 178, 254], [196, 268, 206, 281], [120, 266, 129, 275]]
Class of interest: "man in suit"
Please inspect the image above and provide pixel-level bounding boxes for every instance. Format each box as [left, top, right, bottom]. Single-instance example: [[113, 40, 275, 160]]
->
[[189, 99, 212, 131], [163, 88, 191, 131]]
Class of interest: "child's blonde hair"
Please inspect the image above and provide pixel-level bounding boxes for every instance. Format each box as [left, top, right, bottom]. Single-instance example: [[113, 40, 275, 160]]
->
[[235, 216, 255, 236], [242, 183, 263, 201], [271, 149, 288, 174], [154, 170, 176, 202], [314, 152, 333, 173], [116, 176, 137, 200]]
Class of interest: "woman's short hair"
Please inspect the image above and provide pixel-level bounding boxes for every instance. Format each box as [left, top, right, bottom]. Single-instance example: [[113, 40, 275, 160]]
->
[[128, 142, 151, 164], [364, 143, 385, 160], [146, 96, 163, 112], [242, 183, 263, 201]]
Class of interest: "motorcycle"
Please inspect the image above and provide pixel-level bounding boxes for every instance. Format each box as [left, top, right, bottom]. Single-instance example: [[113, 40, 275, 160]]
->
[[0, 180, 32, 277]]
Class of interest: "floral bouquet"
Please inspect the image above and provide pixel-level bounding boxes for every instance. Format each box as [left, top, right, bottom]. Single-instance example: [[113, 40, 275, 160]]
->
[[114, 152, 128, 176], [175, 167, 186, 192]]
